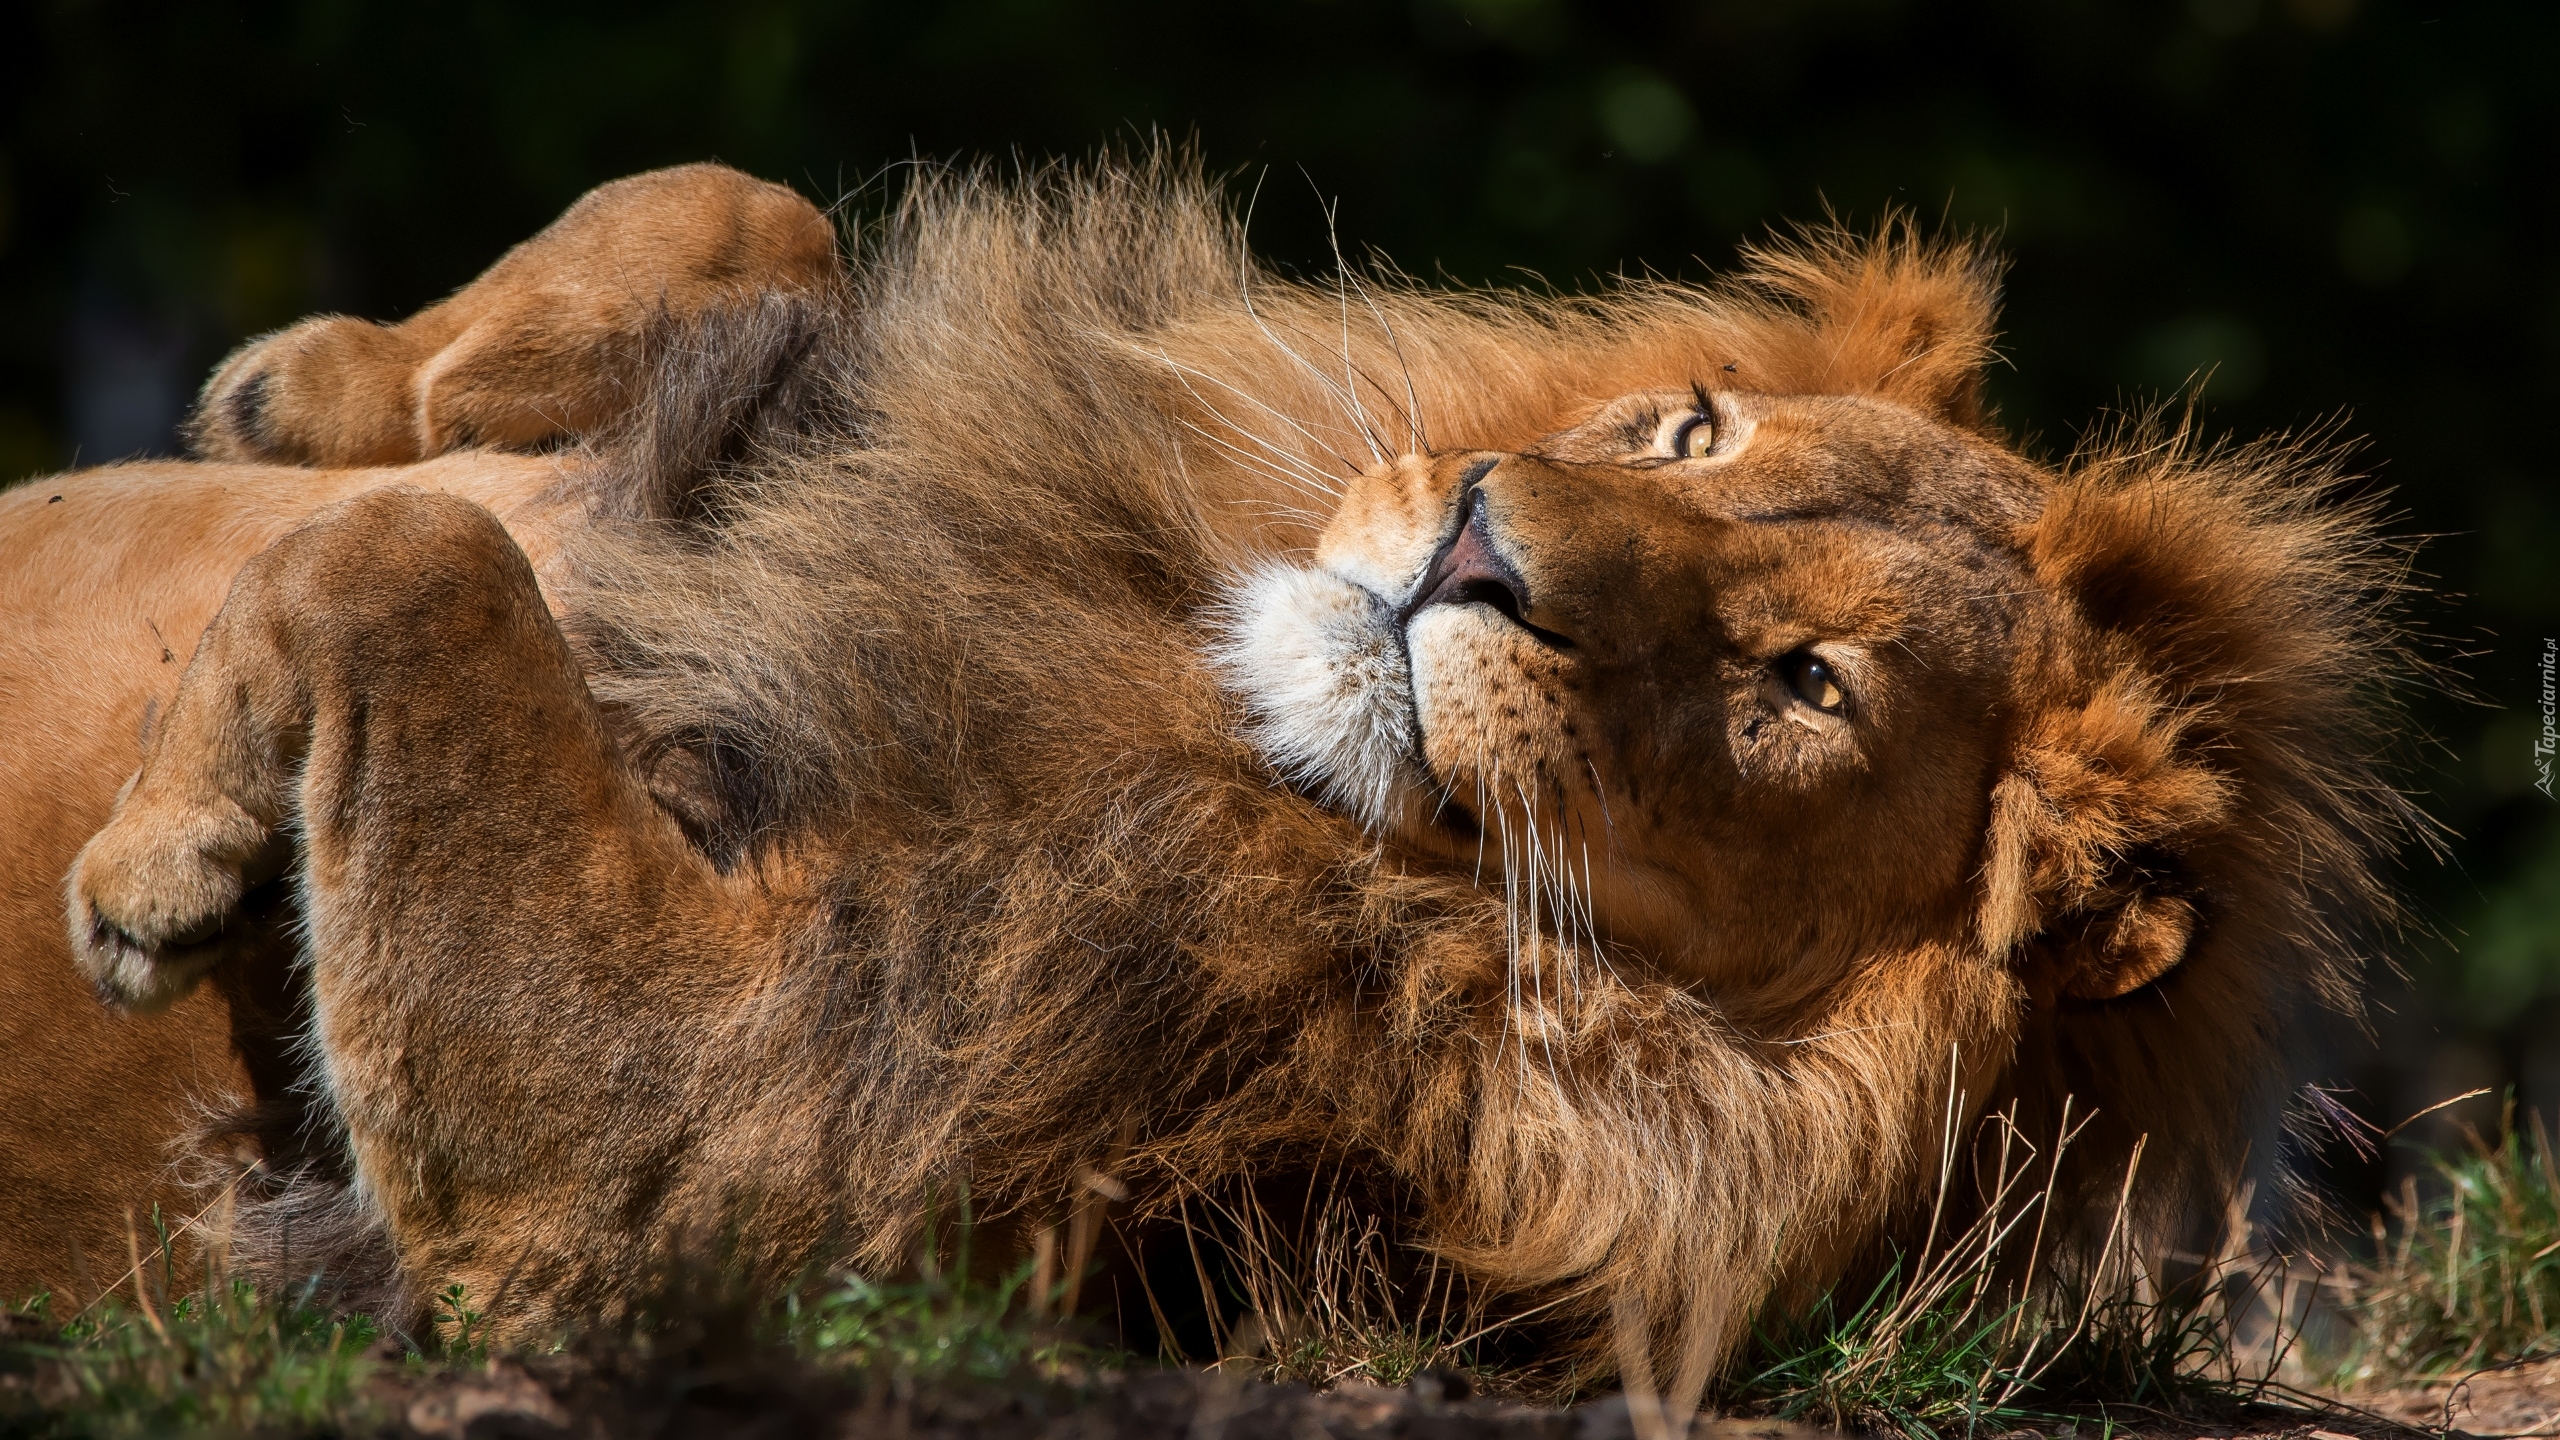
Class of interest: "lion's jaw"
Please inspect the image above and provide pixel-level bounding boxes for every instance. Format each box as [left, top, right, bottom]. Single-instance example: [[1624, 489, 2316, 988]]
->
[[1219, 389, 2046, 984]]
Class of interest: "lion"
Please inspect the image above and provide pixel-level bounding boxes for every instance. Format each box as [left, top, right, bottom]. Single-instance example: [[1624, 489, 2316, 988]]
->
[[24, 156, 2419, 1381]]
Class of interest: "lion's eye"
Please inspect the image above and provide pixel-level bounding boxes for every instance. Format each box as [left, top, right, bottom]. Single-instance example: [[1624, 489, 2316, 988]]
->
[[1782, 651, 1847, 714], [1673, 414, 1715, 459]]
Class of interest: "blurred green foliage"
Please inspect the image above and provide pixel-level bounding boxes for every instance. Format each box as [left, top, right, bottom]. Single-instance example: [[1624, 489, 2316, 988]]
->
[[0, 0, 2553, 1197]]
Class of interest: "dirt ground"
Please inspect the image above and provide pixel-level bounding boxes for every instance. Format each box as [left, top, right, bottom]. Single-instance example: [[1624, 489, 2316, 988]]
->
[[15, 1321, 2549, 1439], [394, 1360, 1632, 1439], [2332, 1357, 2560, 1438], [377, 1359, 2560, 1440]]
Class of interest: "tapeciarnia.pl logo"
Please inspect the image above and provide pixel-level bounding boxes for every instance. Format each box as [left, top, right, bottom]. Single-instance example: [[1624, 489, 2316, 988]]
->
[[2537, 636, 2557, 800]]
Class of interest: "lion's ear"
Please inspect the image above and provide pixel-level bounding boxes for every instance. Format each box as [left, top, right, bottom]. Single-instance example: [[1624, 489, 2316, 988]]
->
[[1980, 679, 2234, 1001], [1982, 436, 2400, 1000], [1738, 224, 2003, 428]]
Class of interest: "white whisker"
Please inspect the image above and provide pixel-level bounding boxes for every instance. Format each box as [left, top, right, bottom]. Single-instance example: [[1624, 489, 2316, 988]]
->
[[1177, 417, 1340, 505], [1493, 786, 1528, 1089], [1142, 348, 1350, 494], [1317, 189, 1391, 466], [1344, 268, 1431, 455], [1234, 177, 1392, 471], [1518, 777, 1563, 1092]]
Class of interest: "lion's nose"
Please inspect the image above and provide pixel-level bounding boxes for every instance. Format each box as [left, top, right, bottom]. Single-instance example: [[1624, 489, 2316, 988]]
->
[[1408, 483, 1531, 628]]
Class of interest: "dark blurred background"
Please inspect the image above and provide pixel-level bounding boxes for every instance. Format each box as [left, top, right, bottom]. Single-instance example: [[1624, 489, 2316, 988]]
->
[[2, 0, 2552, 1219]]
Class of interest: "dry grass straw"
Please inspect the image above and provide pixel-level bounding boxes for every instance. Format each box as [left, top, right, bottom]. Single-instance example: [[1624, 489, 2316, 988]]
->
[[1150, 1078, 2333, 1438], [1125, 1067, 2354, 1440], [1163, 1175, 1550, 1393], [1687, 1078, 2320, 1440], [2326, 1100, 2560, 1385]]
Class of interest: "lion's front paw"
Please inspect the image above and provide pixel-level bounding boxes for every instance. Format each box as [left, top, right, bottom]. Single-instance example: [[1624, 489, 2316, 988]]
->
[[67, 789, 282, 1012], [186, 315, 426, 468]]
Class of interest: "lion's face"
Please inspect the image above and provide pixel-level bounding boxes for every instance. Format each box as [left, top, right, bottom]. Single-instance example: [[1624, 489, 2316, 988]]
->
[[1223, 389, 2051, 985]]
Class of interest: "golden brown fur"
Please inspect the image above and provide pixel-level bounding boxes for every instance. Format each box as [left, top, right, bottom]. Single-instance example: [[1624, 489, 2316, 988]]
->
[[37, 158, 2419, 1377], [0, 164, 840, 1302]]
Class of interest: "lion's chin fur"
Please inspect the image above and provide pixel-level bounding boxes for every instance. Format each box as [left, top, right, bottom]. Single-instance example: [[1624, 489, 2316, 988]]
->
[[1212, 562, 1428, 837], [198, 153, 2417, 1379]]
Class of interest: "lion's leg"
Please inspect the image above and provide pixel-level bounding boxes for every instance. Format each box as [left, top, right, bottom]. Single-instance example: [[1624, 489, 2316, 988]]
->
[[69, 487, 807, 1330], [189, 163, 840, 467]]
